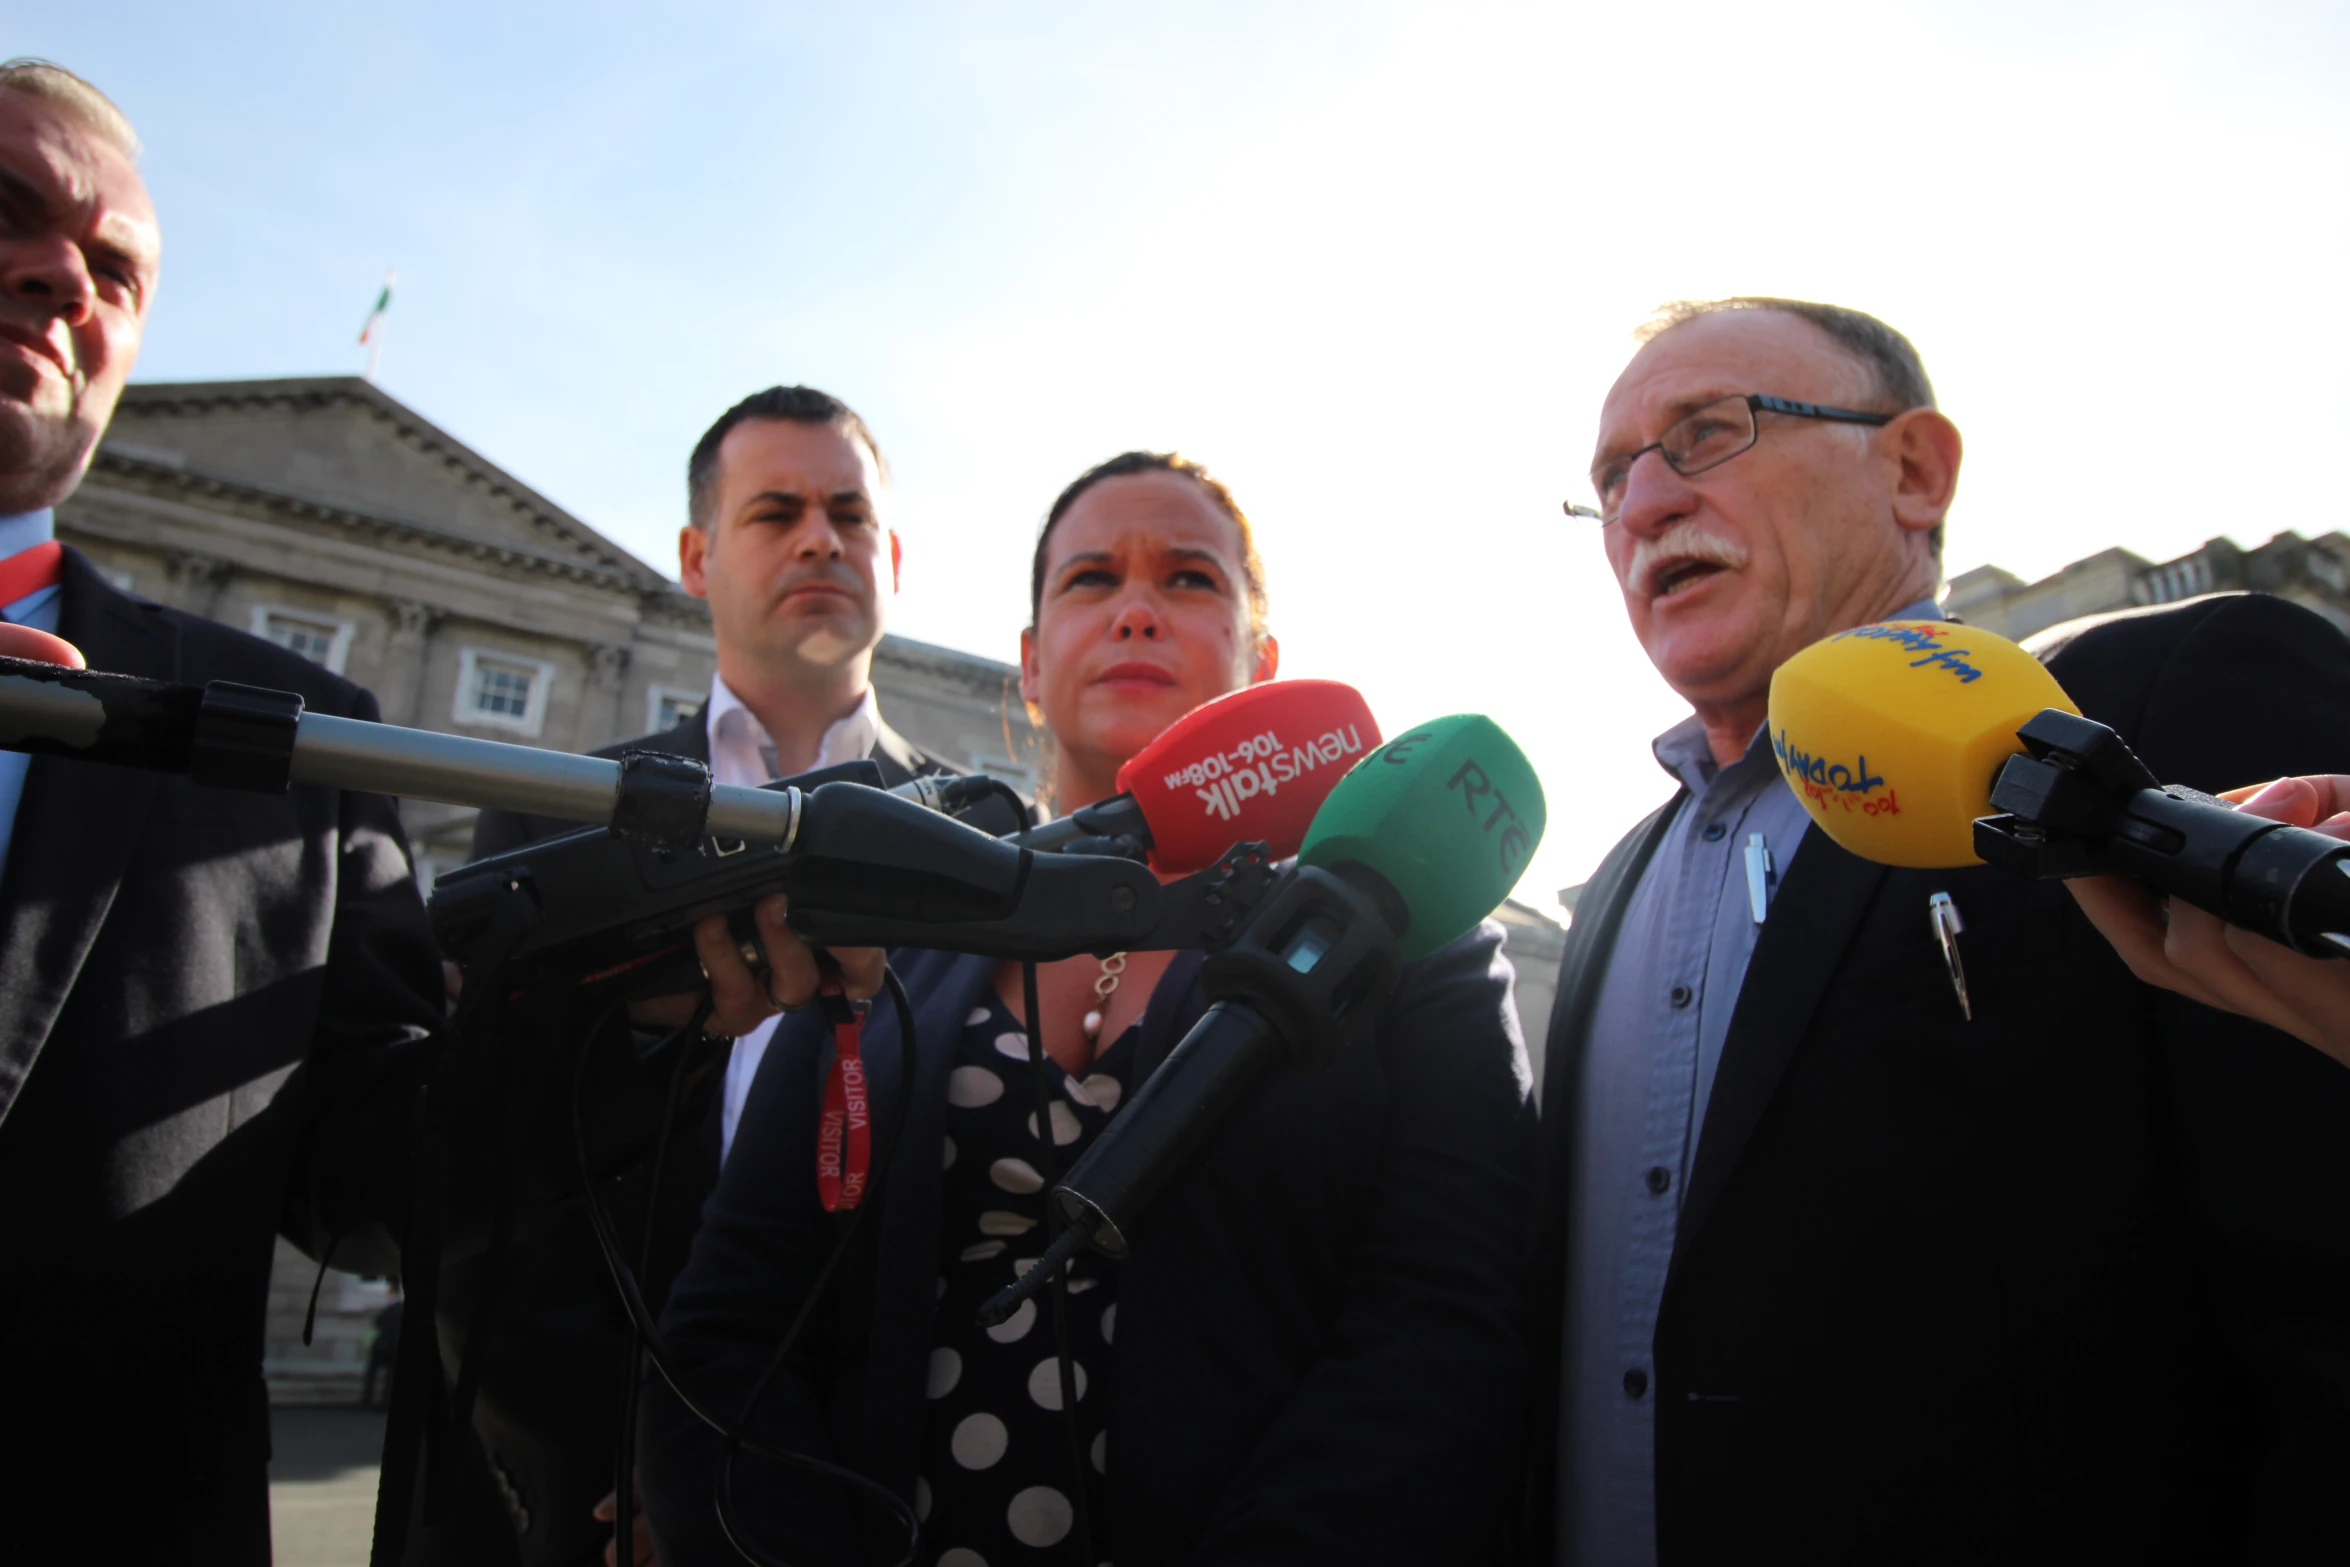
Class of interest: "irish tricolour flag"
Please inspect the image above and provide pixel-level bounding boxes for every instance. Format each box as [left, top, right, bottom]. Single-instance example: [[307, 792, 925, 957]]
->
[[359, 268, 395, 379]]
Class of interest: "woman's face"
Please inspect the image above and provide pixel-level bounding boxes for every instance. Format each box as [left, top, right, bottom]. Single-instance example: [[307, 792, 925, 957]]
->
[[1020, 470, 1279, 785]]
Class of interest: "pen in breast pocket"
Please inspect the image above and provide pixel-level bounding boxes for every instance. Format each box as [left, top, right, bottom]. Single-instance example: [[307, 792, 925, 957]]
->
[[1929, 891, 1971, 1022], [1743, 833, 1774, 924]]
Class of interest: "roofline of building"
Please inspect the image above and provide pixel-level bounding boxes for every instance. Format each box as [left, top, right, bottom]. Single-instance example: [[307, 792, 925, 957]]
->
[[114, 376, 665, 587], [89, 443, 680, 596]]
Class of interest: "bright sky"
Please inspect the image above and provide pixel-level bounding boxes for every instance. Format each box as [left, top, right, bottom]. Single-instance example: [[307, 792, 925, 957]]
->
[[24, 2, 2350, 909]]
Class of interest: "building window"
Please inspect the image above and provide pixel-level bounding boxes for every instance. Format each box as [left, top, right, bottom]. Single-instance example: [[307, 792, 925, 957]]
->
[[646, 685, 703, 735], [455, 647, 555, 737], [474, 664, 533, 718], [2135, 554, 2216, 607], [250, 605, 354, 674]]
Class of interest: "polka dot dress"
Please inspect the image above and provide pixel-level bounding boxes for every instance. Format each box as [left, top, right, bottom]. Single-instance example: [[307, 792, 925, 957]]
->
[[921, 989, 1131, 1567]]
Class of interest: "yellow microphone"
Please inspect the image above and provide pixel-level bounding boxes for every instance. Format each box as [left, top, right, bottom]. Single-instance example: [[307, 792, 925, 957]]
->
[[1765, 620, 2077, 868]]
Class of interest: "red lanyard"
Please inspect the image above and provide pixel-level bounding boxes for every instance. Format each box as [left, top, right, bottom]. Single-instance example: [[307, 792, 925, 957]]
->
[[814, 983, 871, 1212], [0, 540, 64, 609]]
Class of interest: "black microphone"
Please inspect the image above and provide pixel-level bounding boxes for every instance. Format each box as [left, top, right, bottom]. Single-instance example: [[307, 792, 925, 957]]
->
[[977, 863, 1401, 1324], [1976, 708, 2350, 957]]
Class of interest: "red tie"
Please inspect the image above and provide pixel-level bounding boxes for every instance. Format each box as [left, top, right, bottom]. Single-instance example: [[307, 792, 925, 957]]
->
[[0, 540, 63, 612]]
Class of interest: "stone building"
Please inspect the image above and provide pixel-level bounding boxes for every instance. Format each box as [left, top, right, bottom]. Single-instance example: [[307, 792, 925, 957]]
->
[[55, 375, 1564, 1400], [1945, 528, 2350, 643]]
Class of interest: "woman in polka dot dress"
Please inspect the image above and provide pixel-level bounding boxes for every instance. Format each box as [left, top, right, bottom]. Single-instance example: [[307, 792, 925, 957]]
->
[[918, 989, 1135, 1565], [642, 453, 1538, 1567]]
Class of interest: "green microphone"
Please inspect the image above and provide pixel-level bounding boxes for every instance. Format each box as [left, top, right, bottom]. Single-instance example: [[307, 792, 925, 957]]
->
[[979, 714, 1546, 1325], [1298, 713, 1547, 960]]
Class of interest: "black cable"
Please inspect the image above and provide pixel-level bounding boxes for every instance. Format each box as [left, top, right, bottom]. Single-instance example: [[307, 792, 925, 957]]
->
[[941, 772, 1035, 834], [569, 970, 922, 1567], [1018, 960, 1100, 1567], [714, 965, 923, 1567], [612, 1003, 703, 1567]]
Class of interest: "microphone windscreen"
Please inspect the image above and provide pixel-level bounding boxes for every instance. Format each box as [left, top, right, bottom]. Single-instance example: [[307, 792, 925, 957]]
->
[[1300, 713, 1545, 960], [1115, 680, 1381, 872], [1766, 620, 2078, 868]]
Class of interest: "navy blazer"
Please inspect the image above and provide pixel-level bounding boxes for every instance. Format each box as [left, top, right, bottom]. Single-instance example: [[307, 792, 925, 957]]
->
[[643, 923, 1537, 1565], [0, 548, 445, 1562]]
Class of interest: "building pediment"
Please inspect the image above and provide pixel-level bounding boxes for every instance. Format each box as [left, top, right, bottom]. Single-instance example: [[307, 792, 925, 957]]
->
[[101, 377, 670, 593]]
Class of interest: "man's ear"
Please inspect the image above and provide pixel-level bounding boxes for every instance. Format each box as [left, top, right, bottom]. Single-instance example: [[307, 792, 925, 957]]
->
[[1018, 625, 1041, 706], [1888, 408, 1963, 540], [889, 529, 903, 594], [679, 524, 712, 598]]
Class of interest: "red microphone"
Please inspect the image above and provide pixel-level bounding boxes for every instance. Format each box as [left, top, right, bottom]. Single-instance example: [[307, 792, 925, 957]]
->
[[1011, 680, 1379, 871]]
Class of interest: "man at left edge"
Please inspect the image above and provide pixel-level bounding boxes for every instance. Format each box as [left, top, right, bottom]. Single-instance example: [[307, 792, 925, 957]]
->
[[0, 58, 444, 1561]]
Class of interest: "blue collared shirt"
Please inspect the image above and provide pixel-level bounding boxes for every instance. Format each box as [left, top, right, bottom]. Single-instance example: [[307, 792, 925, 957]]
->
[[1556, 598, 1942, 1567], [0, 509, 63, 892]]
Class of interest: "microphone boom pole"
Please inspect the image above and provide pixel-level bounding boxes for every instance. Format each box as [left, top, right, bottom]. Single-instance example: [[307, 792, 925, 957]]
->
[[0, 653, 799, 849]]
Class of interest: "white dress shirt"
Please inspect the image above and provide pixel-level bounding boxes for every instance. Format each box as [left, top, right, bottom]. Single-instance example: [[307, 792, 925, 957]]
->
[[706, 674, 884, 1164]]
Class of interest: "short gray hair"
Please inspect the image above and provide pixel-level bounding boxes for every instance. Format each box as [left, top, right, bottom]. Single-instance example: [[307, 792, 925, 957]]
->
[[0, 58, 140, 161], [1641, 295, 1943, 554]]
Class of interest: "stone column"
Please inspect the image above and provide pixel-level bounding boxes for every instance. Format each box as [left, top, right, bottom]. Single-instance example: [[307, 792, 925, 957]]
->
[[587, 643, 631, 748], [379, 599, 443, 728]]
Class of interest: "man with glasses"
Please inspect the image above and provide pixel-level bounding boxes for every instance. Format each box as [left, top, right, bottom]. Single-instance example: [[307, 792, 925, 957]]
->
[[1522, 296, 2350, 1564]]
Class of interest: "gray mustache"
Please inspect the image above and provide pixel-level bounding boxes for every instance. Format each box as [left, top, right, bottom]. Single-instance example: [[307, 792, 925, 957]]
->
[[1628, 524, 1748, 593]]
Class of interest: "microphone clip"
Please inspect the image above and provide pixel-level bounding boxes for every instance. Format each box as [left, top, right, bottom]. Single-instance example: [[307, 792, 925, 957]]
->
[[1189, 841, 1282, 949], [1973, 708, 2162, 879], [1198, 864, 1403, 1072]]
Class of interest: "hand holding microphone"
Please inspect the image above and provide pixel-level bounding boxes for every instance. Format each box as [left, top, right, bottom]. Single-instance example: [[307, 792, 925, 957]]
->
[[675, 681, 1377, 1035], [2070, 775, 2350, 1067], [1767, 620, 2350, 1063]]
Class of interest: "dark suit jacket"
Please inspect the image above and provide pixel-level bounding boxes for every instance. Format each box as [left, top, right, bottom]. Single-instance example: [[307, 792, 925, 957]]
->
[[441, 704, 964, 1566], [642, 928, 1538, 1567], [1523, 593, 2350, 1565], [0, 548, 445, 1563]]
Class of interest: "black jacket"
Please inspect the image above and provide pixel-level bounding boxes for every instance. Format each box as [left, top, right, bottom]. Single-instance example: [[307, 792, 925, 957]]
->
[[0, 547, 445, 1562], [438, 703, 964, 1566], [1523, 593, 2350, 1565], [641, 929, 1538, 1566]]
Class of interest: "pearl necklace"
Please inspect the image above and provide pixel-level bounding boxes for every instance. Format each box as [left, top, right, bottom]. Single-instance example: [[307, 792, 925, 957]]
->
[[1081, 952, 1129, 1045]]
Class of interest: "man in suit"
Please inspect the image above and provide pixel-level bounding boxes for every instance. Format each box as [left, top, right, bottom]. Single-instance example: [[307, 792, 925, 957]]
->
[[0, 59, 449, 1559], [1526, 296, 2350, 1564], [454, 386, 988, 1566]]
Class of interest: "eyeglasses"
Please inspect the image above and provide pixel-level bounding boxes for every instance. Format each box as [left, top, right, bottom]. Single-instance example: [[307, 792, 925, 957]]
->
[[1564, 393, 1898, 524]]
